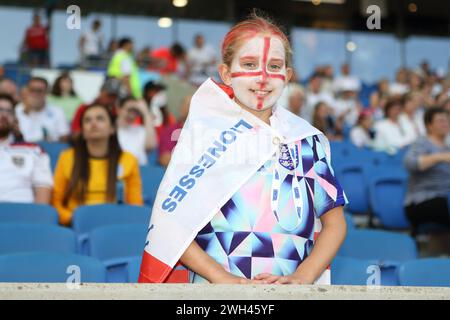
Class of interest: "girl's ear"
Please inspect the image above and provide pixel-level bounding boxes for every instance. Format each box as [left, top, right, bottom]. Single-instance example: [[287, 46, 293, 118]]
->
[[218, 63, 232, 86], [286, 67, 293, 84]]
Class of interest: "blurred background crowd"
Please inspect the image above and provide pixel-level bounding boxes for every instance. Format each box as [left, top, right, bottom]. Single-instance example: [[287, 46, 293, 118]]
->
[[0, 0, 449, 285]]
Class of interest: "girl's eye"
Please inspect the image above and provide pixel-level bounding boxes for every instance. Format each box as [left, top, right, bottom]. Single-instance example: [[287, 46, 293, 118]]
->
[[269, 64, 282, 71], [242, 62, 257, 69]]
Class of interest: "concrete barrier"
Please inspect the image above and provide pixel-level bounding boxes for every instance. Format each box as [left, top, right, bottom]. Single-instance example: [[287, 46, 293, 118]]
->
[[0, 283, 449, 300]]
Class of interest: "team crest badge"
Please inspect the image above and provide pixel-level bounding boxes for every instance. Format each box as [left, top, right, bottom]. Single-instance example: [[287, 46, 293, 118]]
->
[[11, 156, 25, 168], [278, 143, 299, 171]]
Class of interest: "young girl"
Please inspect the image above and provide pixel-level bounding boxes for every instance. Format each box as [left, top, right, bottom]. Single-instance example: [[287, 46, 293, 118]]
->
[[52, 104, 143, 226], [139, 14, 347, 285]]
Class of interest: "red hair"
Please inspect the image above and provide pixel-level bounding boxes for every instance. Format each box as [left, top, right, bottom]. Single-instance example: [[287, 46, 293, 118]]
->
[[221, 13, 292, 68]]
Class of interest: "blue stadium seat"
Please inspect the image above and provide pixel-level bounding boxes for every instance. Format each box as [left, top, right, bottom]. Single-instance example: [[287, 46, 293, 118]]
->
[[331, 256, 374, 285], [329, 141, 355, 158], [0, 223, 76, 255], [72, 204, 150, 255], [140, 165, 165, 206], [146, 150, 159, 166], [383, 146, 409, 165], [0, 203, 59, 225], [38, 142, 69, 172], [337, 229, 418, 285], [398, 258, 450, 287], [0, 252, 106, 283], [334, 161, 369, 214], [89, 224, 147, 283], [368, 171, 409, 229], [127, 256, 142, 283]]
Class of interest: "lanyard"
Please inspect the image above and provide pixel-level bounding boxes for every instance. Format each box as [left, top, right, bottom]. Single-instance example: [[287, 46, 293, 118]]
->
[[270, 141, 304, 232]]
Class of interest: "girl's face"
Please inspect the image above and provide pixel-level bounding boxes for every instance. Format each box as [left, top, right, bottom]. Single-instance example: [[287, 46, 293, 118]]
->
[[82, 106, 114, 141], [221, 35, 292, 111]]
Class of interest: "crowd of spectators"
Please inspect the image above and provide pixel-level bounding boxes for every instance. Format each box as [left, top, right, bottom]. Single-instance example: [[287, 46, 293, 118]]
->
[[1, 15, 449, 249]]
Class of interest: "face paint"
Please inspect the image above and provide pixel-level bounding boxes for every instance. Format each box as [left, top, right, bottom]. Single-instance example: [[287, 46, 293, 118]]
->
[[230, 35, 287, 111]]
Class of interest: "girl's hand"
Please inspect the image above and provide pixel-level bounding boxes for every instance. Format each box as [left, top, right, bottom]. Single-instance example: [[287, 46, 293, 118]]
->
[[253, 273, 283, 284], [274, 273, 314, 285], [210, 271, 267, 284]]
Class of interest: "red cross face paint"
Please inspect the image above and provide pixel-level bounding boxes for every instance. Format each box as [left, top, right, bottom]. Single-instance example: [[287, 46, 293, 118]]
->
[[230, 35, 287, 111]]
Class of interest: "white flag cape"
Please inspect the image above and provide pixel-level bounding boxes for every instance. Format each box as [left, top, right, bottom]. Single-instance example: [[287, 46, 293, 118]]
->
[[139, 78, 331, 283]]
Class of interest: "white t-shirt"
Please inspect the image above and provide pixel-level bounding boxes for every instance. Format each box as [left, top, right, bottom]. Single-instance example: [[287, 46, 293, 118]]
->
[[118, 126, 147, 166], [0, 141, 53, 203], [398, 113, 424, 145], [187, 45, 216, 85], [15, 103, 70, 143], [81, 30, 103, 56], [373, 119, 411, 154], [350, 126, 373, 148]]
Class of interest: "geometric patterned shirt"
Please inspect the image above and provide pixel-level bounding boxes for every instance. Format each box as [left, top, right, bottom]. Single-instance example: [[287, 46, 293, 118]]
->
[[191, 135, 347, 283]]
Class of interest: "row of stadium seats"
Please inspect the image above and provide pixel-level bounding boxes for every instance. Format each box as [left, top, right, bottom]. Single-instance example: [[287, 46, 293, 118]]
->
[[0, 202, 449, 286], [331, 141, 412, 229]]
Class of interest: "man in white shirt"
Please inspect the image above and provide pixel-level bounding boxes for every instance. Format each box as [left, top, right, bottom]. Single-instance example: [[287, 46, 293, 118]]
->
[[0, 93, 52, 203], [187, 34, 217, 86], [79, 19, 103, 68], [15, 77, 70, 143]]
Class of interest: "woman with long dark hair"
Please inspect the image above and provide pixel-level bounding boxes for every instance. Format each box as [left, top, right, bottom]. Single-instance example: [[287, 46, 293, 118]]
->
[[48, 72, 83, 122], [52, 103, 143, 226]]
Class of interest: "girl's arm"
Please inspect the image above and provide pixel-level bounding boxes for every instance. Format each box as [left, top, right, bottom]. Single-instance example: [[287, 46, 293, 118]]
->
[[180, 239, 265, 284], [290, 206, 347, 283]]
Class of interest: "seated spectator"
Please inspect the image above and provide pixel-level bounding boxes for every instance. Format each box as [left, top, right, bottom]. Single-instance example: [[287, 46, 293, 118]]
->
[[403, 107, 450, 237], [149, 43, 187, 76], [71, 77, 120, 135], [0, 78, 20, 104], [48, 72, 84, 123], [367, 91, 385, 121], [350, 110, 375, 148], [287, 84, 305, 116], [332, 80, 362, 127], [312, 102, 343, 141], [142, 81, 177, 142], [117, 97, 157, 166], [389, 68, 410, 96], [159, 95, 191, 167], [373, 98, 412, 154], [15, 77, 69, 143], [399, 92, 425, 143], [303, 73, 335, 123], [0, 94, 52, 203], [332, 63, 361, 94], [52, 104, 143, 226]]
